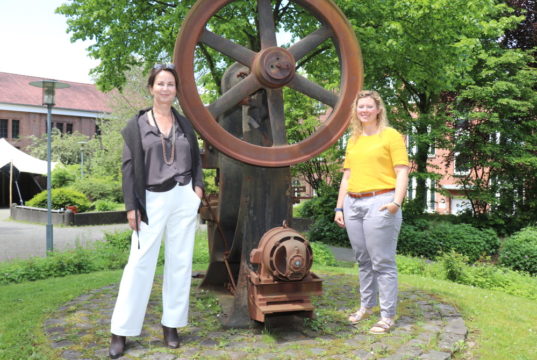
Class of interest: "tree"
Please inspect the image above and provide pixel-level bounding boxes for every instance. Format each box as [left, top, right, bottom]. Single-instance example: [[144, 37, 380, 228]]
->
[[57, 0, 532, 213], [337, 0, 524, 211], [449, 48, 537, 228], [501, 0, 537, 54], [28, 130, 94, 167], [90, 66, 152, 179]]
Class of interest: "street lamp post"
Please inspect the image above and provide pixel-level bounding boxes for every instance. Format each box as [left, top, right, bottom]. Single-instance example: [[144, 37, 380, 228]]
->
[[78, 141, 88, 178], [29, 79, 70, 254]]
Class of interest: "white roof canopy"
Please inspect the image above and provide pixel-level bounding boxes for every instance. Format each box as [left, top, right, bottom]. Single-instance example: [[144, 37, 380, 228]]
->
[[0, 138, 57, 175]]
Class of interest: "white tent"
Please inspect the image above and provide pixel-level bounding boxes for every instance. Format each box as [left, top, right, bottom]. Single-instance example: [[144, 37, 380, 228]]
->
[[0, 138, 57, 175]]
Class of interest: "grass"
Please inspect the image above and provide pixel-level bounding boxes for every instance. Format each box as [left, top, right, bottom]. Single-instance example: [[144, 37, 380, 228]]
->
[[315, 264, 537, 360], [400, 275, 537, 360], [3, 263, 536, 359], [1, 229, 536, 359], [0, 270, 122, 360]]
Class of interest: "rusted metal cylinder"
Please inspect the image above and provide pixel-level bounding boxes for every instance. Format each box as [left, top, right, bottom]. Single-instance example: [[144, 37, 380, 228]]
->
[[250, 226, 313, 282]]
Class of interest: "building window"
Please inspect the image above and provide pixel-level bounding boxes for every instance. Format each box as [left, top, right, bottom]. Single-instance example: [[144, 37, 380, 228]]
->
[[454, 152, 471, 176], [66, 123, 73, 134], [427, 125, 435, 157], [426, 178, 436, 212], [54, 122, 64, 133], [407, 177, 416, 200], [407, 126, 435, 157], [0, 119, 7, 138], [12, 120, 20, 139]]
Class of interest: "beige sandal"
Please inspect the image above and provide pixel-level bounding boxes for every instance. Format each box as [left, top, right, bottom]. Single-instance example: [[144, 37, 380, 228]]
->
[[369, 318, 394, 334], [348, 308, 373, 324]]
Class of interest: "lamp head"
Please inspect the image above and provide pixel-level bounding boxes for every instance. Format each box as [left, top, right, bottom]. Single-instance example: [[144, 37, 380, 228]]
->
[[29, 79, 70, 106]]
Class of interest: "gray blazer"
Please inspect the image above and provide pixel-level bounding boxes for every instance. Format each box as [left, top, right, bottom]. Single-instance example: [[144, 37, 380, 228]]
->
[[121, 107, 204, 224]]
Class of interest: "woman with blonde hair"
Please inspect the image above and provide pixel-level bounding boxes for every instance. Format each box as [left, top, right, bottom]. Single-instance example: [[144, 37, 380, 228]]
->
[[334, 90, 409, 334]]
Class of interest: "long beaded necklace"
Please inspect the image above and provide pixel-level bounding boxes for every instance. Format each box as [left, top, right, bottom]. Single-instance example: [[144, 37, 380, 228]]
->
[[150, 108, 176, 165]]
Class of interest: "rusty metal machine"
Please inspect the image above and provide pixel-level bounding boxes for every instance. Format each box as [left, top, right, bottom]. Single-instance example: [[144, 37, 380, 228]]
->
[[173, 0, 362, 327], [249, 225, 322, 322]]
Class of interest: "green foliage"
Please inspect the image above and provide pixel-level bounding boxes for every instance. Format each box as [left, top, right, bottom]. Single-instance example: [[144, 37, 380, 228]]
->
[[441, 251, 469, 282], [397, 254, 537, 301], [202, 169, 218, 195], [71, 176, 122, 202], [51, 164, 79, 188], [307, 218, 348, 247], [300, 183, 348, 246], [398, 221, 500, 263], [193, 232, 209, 264], [26, 187, 91, 212], [103, 230, 131, 252], [93, 199, 121, 212], [500, 226, 537, 275], [310, 241, 337, 267], [300, 183, 338, 220], [55, 0, 537, 222], [27, 131, 92, 165], [0, 229, 210, 285], [0, 248, 97, 284], [450, 48, 537, 218]]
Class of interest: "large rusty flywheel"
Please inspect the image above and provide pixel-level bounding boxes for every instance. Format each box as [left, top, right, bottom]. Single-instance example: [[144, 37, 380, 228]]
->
[[174, 0, 362, 167]]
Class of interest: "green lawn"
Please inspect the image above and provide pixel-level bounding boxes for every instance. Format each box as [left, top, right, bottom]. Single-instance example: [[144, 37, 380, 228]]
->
[[1, 264, 536, 359]]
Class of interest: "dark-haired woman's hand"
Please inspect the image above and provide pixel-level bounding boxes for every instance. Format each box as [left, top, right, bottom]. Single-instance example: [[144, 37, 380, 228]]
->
[[127, 209, 141, 231]]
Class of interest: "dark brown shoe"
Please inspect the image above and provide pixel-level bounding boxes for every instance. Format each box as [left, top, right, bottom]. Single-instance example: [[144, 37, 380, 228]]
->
[[162, 325, 180, 348], [109, 334, 126, 359]]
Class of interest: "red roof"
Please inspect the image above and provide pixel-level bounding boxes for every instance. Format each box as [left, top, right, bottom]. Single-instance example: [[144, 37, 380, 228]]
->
[[0, 72, 112, 113]]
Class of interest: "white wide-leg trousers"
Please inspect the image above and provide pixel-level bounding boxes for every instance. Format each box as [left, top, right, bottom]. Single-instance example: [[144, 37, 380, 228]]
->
[[110, 182, 200, 336], [343, 191, 402, 319]]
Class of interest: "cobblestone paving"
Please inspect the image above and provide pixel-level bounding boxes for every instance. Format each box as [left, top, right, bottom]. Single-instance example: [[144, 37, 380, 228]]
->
[[44, 274, 467, 359]]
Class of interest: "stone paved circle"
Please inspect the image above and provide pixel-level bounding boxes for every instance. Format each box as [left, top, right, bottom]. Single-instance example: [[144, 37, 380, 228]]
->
[[44, 274, 467, 359]]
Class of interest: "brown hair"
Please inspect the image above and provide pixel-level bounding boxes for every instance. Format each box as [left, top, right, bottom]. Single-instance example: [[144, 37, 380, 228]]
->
[[147, 64, 180, 93], [349, 90, 389, 139]]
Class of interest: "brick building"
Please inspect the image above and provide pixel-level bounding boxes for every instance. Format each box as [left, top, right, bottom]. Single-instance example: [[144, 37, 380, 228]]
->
[[0, 72, 111, 207], [0, 72, 111, 150]]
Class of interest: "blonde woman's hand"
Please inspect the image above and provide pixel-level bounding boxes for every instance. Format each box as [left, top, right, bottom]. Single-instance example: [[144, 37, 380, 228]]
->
[[379, 202, 399, 214], [127, 209, 141, 231], [334, 211, 345, 228]]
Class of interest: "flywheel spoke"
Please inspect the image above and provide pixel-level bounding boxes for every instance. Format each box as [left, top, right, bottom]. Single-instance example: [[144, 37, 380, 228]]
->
[[288, 74, 338, 108], [200, 29, 256, 66], [266, 88, 287, 145], [208, 74, 262, 118], [257, 0, 278, 49], [288, 25, 333, 62]]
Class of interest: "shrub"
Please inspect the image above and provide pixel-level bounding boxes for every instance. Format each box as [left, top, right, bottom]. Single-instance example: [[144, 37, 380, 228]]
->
[[500, 226, 537, 275], [51, 164, 78, 188], [398, 221, 500, 263], [310, 241, 337, 266], [104, 230, 132, 252], [307, 218, 348, 247], [300, 183, 349, 246], [26, 187, 91, 212], [398, 221, 441, 259], [299, 183, 338, 221], [396, 254, 537, 301], [0, 247, 97, 284], [441, 251, 468, 282], [71, 176, 122, 202], [93, 199, 121, 212]]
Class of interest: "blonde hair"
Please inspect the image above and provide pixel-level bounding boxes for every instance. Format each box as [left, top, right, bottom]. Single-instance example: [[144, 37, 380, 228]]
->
[[350, 90, 389, 139]]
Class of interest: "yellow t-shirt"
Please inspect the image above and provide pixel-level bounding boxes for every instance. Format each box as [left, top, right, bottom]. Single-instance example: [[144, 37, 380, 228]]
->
[[343, 127, 409, 193]]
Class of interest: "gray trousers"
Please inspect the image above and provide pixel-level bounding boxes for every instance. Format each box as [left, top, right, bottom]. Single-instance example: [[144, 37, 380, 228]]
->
[[343, 191, 402, 318]]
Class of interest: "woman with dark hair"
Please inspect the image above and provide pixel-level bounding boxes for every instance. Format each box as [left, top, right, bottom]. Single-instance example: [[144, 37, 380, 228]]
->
[[109, 64, 204, 358], [334, 90, 409, 334]]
